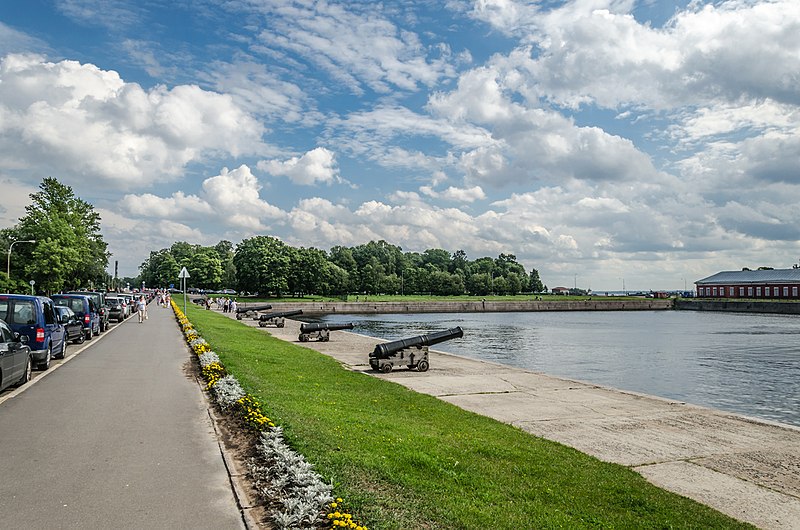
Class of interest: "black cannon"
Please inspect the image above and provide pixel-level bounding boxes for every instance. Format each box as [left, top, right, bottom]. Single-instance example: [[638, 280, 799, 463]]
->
[[235, 304, 273, 320], [298, 322, 354, 342], [257, 310, 303, 328], [369, 326, 464, 373]]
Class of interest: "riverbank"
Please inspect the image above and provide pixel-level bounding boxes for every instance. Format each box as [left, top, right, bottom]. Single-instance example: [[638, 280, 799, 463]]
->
[[248, 314, 800, 529], [239, 298, 673, 315]]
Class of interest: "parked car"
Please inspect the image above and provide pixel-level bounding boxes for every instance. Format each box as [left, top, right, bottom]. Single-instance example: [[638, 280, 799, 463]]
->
[[0, 317, 32, 391], [119, 294, 135, 318], [51, 294, 100, 340], [0, 294, 66, 370], [54, 305, 85, 346], [66, 291, 108, 332], [104, 296, 126, 322]]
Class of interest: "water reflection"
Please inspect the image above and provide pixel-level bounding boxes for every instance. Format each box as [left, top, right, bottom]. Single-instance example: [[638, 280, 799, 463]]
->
[[308, 310, 800, 427]]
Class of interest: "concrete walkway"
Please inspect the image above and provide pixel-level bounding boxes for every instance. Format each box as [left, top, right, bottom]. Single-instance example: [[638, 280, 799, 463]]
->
[[242, 314, 800, 530], [0, 303, 245, 529]]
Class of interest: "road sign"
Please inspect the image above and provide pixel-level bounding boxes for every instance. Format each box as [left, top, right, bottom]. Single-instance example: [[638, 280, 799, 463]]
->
[[178, 267, 190, 279]]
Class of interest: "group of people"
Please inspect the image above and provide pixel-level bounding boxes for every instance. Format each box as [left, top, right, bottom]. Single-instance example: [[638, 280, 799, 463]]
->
[[209, 296, 237, 313], [155, 291, 171, 308]]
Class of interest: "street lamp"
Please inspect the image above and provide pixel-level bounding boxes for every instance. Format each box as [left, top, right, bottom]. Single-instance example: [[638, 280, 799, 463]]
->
[[6, 239, 36, 279]]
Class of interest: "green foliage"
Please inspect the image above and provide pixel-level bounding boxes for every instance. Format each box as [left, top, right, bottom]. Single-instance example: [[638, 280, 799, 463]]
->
[[6, 177, 109, 293], [233, 235, 291, 295], [141, 235, 544, 298]]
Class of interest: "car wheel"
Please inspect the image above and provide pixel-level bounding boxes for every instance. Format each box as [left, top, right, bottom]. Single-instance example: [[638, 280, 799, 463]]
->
[[16, 355, 32, 386], [55, 339, 66, 360], [38, 345, 51, 371], [86, 328, 93, 340]]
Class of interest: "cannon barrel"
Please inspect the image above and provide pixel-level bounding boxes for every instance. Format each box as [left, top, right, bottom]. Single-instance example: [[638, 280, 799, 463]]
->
[[236, 304, 272, 313], [372, 326, 463, 358], [258, 310, 303, 321], [300, 322, 354, 333]]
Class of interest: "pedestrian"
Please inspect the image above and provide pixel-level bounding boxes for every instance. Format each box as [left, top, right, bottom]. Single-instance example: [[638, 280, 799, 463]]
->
[[230, 299, 237, 314], [137, 295, 146, 323]]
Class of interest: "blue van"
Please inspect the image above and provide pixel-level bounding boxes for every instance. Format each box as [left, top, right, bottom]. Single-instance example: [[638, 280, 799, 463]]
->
[[0, 294, 67, 370], [51, 294, 100, 340]]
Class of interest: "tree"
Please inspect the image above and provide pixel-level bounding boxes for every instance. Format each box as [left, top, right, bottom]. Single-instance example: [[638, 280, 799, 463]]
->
[[529, 268, 544, 293], [14, 177, 109, 293], [289, 247, 328, 296], [214, 240, 236, 288], [185, 248, 223, 290], [234, 236, 292, 296]]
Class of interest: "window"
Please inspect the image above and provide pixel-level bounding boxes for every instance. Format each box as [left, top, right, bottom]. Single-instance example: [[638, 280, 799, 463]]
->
[[739, 287, 745, 296], [784, 287, 789, 297], [765, 287, 771, 297], [713, 287, 718, 296], [729, 287, 734, 296], [43, 302, 55, 325], [756, 287, 762, 297], [748, 287, 753, 297], [12, 301, 35, 325], [793, 287, 798, 297]]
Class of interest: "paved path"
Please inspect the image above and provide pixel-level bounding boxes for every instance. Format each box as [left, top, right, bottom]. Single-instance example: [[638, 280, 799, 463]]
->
[[246, 314, 800, 530], [0, 303, 245, 529]]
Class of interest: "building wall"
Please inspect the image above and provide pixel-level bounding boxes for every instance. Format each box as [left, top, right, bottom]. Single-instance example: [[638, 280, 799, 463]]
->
[[695, 284, 800, 299]]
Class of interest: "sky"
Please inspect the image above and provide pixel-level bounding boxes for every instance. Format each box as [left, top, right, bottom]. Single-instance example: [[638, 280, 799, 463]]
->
[[0, 0, 798, 292]]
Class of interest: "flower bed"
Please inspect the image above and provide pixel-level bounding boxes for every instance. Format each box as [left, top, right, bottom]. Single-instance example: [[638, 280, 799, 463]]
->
[[173, 301, 366, 530]]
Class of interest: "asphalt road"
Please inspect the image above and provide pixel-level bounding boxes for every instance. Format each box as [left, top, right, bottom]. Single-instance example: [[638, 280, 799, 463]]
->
[[0, 302, 245, 529]]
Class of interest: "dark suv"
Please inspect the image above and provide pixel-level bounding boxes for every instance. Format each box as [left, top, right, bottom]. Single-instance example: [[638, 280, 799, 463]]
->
[[67, 291, 108, 332], [51, 294, 100, 340], [0, 294, 66, 370]]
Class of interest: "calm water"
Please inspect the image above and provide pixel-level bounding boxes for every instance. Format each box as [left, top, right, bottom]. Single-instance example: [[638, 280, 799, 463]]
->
[[310, 311, 800, 427]]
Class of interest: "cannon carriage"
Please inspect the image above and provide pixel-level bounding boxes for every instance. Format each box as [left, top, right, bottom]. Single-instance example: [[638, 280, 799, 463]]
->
[[235, 304, 273, 320], [369, 326, 463, 373], [257, 310, 303, 328], [298, 322, 354, 342]]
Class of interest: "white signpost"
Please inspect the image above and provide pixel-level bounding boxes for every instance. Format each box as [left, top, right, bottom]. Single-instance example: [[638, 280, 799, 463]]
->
[[178, 267, 190, 314]]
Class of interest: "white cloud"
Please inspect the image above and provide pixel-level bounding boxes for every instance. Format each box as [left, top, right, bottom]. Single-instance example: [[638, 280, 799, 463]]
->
[[0, 54, 266, 190], [121, 165, 285, 232], [249, 1, 457, 95], [421, 184, 486, 202], [258, 147, 339, 186]]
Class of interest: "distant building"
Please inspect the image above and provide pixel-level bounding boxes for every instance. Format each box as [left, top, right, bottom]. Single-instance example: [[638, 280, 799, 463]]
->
[[695, 268, 800, 299], [551, 287, 570, 295]]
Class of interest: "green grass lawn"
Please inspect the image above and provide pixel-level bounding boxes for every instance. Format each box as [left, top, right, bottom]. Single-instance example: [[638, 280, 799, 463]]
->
[[186, 305, 751, 529]]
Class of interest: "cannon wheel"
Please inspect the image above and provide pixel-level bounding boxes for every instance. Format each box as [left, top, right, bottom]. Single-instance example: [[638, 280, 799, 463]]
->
[[381, 363, 393, 374], [258, 321, 267, 327], [417, 360, 429, 372], [298, 334, 308, 342], [236, 314, 243, 320]]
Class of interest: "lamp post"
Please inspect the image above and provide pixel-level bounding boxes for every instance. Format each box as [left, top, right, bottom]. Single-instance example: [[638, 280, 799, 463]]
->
[[6, 239, 36, 279]]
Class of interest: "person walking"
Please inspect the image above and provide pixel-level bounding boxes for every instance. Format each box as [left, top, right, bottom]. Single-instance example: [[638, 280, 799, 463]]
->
[[137, 295, 146, 323]]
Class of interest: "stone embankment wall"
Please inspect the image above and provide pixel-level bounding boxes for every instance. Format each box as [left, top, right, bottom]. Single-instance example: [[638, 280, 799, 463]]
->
[[250, 299, 674, 316], [675, 299, 800, 314]]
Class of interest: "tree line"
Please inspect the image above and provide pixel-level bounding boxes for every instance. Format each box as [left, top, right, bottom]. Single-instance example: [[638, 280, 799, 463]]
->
[[139, 236, 546, 297], [1, 178, 109, 294]]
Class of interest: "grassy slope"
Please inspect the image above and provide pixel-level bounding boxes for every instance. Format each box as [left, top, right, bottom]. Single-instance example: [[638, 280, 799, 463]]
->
[[186, 306, 751, 529]]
